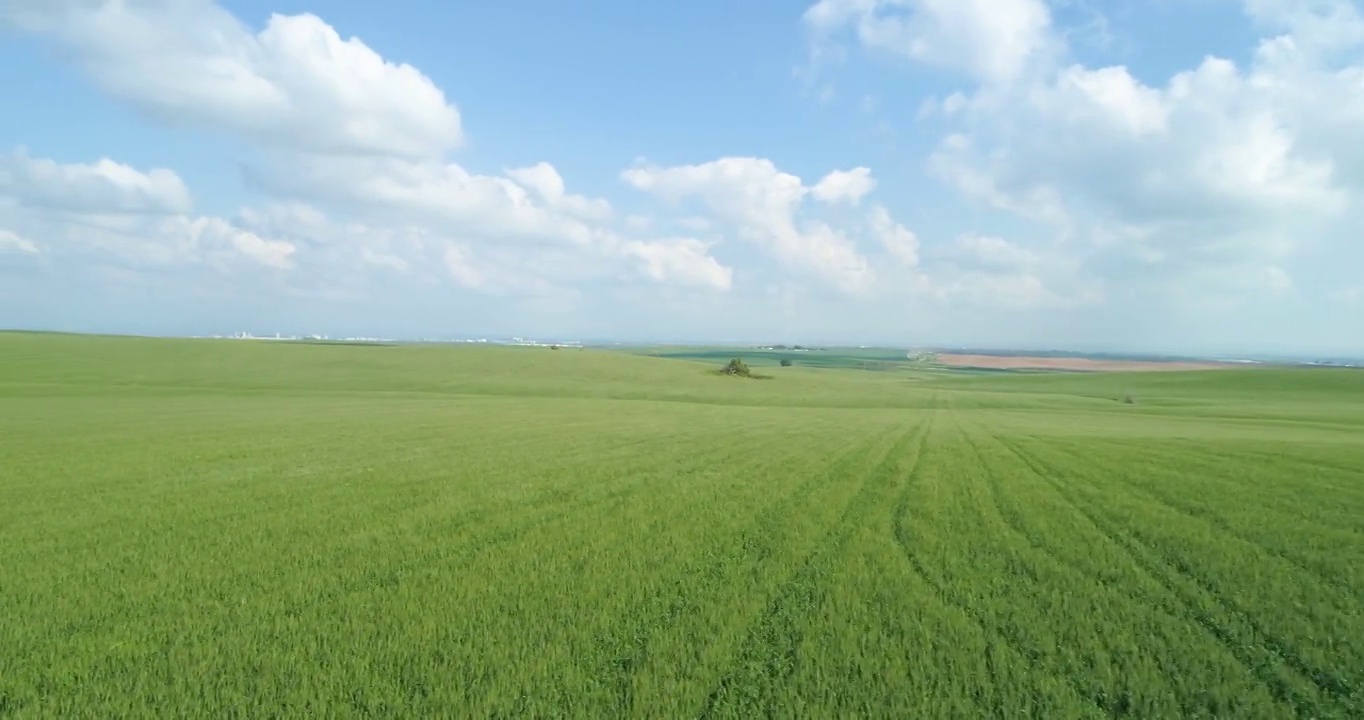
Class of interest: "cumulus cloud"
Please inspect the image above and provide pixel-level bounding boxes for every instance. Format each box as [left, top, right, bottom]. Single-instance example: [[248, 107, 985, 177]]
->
[[622, 157, 880, 295], [246, 154, 611, 250], [14, 0, 1357, 349], [246, 154, 735, 294], [1243, 0, 1364, 55], [1, 148, 192, 215], [0, 149, 292, 271], [621, 238, 734, 291], [505, 162, 613, 222], [927, 53, 1354, 284], [231, 195, 731, 296], [2, 2, 685, 296], [1, 1, 907, 305], [811, 167, 876, 204], [803, 0, 1056, 85], [189, 217, 295, 270], [868, 205, 919, 267], [2, 1, 463, 160], [802, 0, 1363, 311]]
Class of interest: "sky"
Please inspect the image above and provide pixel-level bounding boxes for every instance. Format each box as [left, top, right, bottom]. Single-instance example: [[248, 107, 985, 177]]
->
[[1, 0, 1361, 356]]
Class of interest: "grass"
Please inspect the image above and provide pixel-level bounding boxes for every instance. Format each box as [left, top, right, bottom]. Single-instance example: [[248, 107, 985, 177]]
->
[[1, 331, 1362, 717]]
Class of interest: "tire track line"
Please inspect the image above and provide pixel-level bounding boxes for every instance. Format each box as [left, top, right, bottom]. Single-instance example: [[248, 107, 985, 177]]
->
[[992, 433, 1339, 716], [696, 422, 922, 718], [889, 406, 1107, 717], [1044, 436, 1362, 605]]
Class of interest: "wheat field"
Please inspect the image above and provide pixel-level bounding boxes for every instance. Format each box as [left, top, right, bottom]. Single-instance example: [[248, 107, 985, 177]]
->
[[2, 332, 1361, 717]]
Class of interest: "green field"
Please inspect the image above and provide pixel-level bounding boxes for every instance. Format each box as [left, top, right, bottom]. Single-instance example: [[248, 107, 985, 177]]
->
[[627, 345, 921, 372], [2, 332, 1362, 717]]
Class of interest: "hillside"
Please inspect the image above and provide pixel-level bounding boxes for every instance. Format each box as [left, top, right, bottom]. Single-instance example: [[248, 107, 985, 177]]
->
[[1, 332, 1361, 717]]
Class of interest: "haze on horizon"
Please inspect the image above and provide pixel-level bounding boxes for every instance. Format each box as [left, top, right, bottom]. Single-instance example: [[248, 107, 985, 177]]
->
[[2, 0, 1362, 358]]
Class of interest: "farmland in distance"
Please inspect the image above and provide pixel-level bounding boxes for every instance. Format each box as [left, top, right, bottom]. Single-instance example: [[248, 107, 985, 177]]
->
[[2, 331, 1362, 717]]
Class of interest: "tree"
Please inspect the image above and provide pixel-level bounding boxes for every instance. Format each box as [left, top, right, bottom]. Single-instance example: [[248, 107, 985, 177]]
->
[[722, 358, 752, 376]]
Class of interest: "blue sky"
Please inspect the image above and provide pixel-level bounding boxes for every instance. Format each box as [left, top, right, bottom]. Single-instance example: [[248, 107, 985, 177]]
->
[[1, 0, 1361, 355]]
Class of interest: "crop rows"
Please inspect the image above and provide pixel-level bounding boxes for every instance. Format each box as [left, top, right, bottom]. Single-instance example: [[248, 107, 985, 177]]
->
[[2, 338, 1361, 717]]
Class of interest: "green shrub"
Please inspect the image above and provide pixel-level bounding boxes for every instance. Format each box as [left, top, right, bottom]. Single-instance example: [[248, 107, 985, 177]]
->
[[722, 358, 751, 376]]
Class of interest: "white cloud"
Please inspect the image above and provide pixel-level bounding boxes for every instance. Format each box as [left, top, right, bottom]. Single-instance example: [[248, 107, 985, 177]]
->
[[246, 154, 733, 294], [505, 162, 613, 222], [895, 230, 1101, 310], [230, 195, 730, 295], [944, 233, 1038, 272], [248, 154, 609, 250], [1, 148, 192, 215], [0, 149, 292, 271], [799, 0, 1364, 322], [2, 2, 462, 160], [444, 246, 488, 291], [13, 0, 1357, 351], [908, 4, 1362, 304], [622, 238, 733, 290], [868, 205, 919, 266], [0, 229, 40, 255], [622, 157, 877, 295], [935, 271, 1083, 309], [441, 245, 572, 298], [3, 1, 892, 306], [803, 0, 1056, 85], [8, 209, 294, 273], [811, 167, 876, 204], [965, 62, 1338, 217], [188, 217, 295, 270], [1242, 0, 1364, 55], [1055, 65, 1169, 136]]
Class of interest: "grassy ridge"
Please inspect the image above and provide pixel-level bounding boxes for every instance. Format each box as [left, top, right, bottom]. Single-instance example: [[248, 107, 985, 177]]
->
[[1, 332, 1362, 716]]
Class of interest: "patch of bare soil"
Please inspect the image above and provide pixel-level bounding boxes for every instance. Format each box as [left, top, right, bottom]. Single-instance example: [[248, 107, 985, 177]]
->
[[935, 353, 1237, 372]]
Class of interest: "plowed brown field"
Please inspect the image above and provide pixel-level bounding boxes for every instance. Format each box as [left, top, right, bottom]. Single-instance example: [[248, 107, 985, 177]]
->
[[935, 353, 1238, 372]]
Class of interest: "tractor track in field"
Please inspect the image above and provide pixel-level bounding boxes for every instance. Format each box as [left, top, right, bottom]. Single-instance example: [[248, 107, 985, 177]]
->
[[995, 436, 1311, 684], [993, 433, 1356, 717], [589, 424, 904, 716], [1044, 436, 1362, 604], [1030, 437, 1363, 709], [956, 418, 1213, 618], [984, 429, 1321, 717], [696, 422, 925, 718], [1079, 436, 1364, 523], [954, 414, 1102, 583], [888, 410, 1111, 717], [962, 421, 1279, 718], [1105, 437, 1364, 489]]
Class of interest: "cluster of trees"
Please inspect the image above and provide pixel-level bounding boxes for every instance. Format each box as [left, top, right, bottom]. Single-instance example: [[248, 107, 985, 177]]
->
[[722, 358, 752, 376], [721, 357, 792, 377]]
